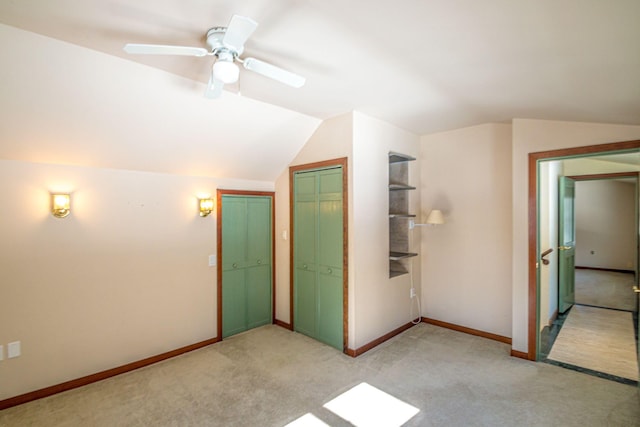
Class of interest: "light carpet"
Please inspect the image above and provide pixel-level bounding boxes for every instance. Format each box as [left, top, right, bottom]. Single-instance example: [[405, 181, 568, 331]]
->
[[1, 324, 639, 426]]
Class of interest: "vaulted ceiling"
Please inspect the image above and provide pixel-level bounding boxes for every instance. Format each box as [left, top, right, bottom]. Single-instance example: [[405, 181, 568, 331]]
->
[[1, 1, 639, 180]]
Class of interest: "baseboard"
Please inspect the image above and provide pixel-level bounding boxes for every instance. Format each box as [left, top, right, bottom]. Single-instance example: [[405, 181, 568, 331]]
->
[[510, 349, 531, 360], [274, 319, 292, 330], [575, 266, 634, 274], [548, 309, 559, 326], [0, 337, 219, 411], [421, 317, 512, 344], [346, 320, 418, 357]]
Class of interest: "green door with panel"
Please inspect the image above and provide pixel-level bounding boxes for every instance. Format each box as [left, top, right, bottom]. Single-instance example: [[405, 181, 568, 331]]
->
[[221, 195, 272, 338], [558, 176, 576, 314], [294, 167, 344, 350]]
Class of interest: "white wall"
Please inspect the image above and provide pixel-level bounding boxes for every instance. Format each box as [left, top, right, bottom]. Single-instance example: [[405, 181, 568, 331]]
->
[[0, 159, 272, 400], [420, 123, 513, 338], [351, 112, 421, 348], [511, 119, 640, 353], [575, 180, 636, 270], [538, 161, 562, 330]]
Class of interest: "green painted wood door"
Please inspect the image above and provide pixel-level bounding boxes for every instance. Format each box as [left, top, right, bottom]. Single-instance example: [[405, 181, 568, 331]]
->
[[294, 167, 343, 350], [221, 195, 272, 338], [558, 176, 576, 314]]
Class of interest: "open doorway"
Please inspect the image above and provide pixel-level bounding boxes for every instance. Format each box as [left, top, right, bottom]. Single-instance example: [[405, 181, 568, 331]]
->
[[573, 175, 638, 312], [528, 140, 640, 384]]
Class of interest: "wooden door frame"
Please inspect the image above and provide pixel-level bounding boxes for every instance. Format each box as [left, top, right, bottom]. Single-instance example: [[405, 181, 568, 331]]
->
[[216, 189, 276, 341], [289, 157, 349, 353], [526, 139, 640, 360]]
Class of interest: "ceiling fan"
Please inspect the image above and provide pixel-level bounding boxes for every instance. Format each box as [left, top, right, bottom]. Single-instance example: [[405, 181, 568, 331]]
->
[[123, 15, 305, 99]]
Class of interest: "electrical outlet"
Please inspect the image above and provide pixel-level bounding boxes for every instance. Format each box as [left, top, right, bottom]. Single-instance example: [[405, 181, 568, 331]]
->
[[410, 288, 416, 299], [8, 341, 20, 358]]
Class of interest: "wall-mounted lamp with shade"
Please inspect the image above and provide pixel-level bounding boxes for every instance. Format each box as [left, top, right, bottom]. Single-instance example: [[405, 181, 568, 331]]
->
[[409, 209, 445, 229], [199, 198, 214, 217], [51, 193, 71, 218]]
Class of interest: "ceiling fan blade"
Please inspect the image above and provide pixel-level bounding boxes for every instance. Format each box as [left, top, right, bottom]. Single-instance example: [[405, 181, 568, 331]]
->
[[242, 58, 305, 88], [123, 43, 209, 57], [204, 72, 224, 99], [222, 15, 258, 52]]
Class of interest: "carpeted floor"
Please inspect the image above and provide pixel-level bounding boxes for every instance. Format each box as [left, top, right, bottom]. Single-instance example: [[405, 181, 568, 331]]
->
[[1, 324, 639, 426], [575, 269, 637, 312]]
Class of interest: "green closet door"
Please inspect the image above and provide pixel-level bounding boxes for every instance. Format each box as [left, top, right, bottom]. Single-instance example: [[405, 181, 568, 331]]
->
[[294, 173, 318, 338], [246, 197, 273, 329], [294, 167, 343, 350], [222, 195, 272, 338]]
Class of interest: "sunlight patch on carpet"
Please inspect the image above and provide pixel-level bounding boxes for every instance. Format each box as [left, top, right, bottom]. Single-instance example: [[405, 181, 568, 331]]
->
[[323, 382, 419, 427], [284, 413, 330, 427]]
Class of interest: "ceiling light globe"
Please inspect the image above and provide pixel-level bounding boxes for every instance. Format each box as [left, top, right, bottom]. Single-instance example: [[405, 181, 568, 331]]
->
[[213, 60, 239, 84]]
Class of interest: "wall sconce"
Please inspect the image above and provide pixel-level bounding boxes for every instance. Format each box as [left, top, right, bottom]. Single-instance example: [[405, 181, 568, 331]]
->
[[425, 209, 445, 225], [51, 193, 71, 218], [199, 198, 214, 217], [409, 209, 445, 229]]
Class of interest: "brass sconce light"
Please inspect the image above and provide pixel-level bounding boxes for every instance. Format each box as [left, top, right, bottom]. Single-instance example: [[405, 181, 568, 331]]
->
[[51, 193, 71, 218], [199, 198, 214, 217]]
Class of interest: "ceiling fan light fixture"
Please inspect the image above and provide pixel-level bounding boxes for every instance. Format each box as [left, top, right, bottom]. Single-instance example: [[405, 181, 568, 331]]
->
[[123, 15, 305, 95], [213, 59, 239, 84]]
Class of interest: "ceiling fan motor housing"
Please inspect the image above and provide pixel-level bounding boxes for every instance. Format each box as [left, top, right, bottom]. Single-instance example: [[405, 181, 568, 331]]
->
[[207, 27, 241, 58]]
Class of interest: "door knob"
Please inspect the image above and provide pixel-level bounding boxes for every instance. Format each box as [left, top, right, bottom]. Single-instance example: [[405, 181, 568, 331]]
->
[[327, 268, 332, 274], [232, 263, 238, 268], [303, 264, 307, 269], [633, 286, 640, 293], [257, 259, 262, 265]]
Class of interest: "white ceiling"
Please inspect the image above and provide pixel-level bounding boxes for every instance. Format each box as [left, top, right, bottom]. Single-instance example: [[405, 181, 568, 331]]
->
[[2, 0, 639, 135], [0, 23, 320, 182]]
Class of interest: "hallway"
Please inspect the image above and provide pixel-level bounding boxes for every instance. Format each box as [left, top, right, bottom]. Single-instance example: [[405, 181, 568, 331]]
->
[[543, 269, 639, 384]]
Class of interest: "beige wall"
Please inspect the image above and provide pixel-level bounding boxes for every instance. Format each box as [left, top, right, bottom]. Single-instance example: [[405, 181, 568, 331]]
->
[[511, 119, 640, 353], [351, 112, 421, 347], [0, 159, 272, 400], [575, 179, 636, 270], [420, 123, 513, 338], [563, 157, 640, 175]]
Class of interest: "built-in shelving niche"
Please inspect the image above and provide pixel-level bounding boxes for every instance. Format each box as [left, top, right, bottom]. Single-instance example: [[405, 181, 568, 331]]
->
[[389, 151, 417, 278]]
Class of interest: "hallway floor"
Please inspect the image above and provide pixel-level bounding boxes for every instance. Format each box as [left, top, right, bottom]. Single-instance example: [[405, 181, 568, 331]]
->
[[547, 305, 638, 381], [575, 269, 636, 311]]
